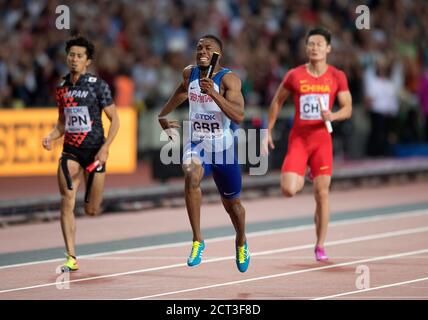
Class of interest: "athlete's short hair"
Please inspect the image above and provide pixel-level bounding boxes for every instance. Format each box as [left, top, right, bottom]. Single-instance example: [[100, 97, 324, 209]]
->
[[306, 28, 331, 45], [200, 34, 223, 52], [65, 36, 95, 60]]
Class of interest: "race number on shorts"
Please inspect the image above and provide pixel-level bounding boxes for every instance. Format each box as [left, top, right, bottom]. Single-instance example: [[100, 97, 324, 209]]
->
[[64, 106, 92, 133], [299, 94, 330, 120]]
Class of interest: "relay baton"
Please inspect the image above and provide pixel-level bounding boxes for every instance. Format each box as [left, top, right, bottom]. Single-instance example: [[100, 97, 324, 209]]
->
[[86, 160, 100, 173], [318, 96, 333, 133], [207, 52, 220, 79]]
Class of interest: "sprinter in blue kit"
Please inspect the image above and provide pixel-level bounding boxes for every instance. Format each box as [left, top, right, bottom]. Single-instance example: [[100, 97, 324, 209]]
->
[[158, 35, 250, 272]]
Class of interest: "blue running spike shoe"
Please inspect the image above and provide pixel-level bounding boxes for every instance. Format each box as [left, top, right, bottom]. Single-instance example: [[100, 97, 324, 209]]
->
[[236, 241, 250, 273], [187, 240, 205, 267]]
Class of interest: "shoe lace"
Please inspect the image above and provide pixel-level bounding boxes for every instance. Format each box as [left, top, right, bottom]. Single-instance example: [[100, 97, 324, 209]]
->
[[238, 245, 248, 264], [190, 241, 201, 259], [65, 255, 76, 266]]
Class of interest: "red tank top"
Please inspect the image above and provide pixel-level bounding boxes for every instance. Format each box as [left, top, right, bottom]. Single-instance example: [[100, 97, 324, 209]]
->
[[282, 64, 349, 132]]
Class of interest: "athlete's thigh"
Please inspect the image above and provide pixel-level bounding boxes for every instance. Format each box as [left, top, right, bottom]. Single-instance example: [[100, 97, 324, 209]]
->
[[281, 171, 305, 190], [84, 171, 105, 210], [57, 156, 83, 196], [309, 136, 333, 178], [212, 161, 242, 199], [313, 174, 331, 193], [281, 135, 308, 176]]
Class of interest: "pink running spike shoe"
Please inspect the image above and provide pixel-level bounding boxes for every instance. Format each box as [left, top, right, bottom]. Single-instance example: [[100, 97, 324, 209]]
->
[[315, 246, 328, 261]]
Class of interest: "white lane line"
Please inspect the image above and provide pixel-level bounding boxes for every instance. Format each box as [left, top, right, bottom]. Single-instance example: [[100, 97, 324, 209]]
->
[[130, 249, 428, 300], [85, 255, 428, 260], [1, 209, 427, 270], [313, 276, 428, 300], [1, 225, 428, 295]]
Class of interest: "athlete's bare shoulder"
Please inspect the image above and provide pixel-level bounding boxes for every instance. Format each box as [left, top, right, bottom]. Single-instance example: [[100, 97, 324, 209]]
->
[[182, 65, 195, 88], [183, 65, 194, 79], [222, 71, 241, 87]]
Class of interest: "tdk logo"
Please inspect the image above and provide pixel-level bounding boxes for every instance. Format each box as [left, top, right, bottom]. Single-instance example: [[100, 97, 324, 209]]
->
[[195, 113, 216, 120]]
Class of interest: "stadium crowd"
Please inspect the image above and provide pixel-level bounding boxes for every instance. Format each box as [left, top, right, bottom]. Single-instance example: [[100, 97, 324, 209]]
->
[[1, 0, 427, 154]]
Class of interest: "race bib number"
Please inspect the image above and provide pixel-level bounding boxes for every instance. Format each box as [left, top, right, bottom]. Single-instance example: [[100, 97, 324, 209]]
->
[[64, 106, 92, 133], [299, 94, 329, 120], [191, 112, 223, 140]]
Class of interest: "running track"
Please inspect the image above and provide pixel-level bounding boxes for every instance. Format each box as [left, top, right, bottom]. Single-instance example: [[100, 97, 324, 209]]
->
[[0, 181, 427, 300]]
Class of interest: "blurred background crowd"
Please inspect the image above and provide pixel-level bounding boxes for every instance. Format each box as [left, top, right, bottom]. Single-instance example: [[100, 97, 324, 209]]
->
[[1, 0, 428, 160]]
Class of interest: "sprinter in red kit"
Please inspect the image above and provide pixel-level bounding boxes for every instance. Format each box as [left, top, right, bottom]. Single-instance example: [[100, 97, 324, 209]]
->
[[263, 28, 352, 261]]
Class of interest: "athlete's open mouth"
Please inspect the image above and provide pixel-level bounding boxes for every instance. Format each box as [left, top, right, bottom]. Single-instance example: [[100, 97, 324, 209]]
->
[[198, 56, 210, 64]]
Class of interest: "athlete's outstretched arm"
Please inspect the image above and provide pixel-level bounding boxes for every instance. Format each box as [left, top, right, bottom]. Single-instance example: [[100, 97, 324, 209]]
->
[[102, 105, 120, 149], [95, 104, 120, 166], [158, 66, 192, 133], [200, 72, 244, 123], [323, 91, 352, 122], [42, 111, 65, 151], [263, 84, 290, 153], [268, 85, 290, 132]]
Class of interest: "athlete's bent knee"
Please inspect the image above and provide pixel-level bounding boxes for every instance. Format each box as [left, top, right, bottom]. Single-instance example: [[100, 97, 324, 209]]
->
[[281, 186, 297, 198], [227, 202, 244, 216], [184, 172, 201, 190], [183, 166, 201, 190], [84, 205, 100, 216], [314, 188, 329, 202], [60, 191, 75, 204]]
